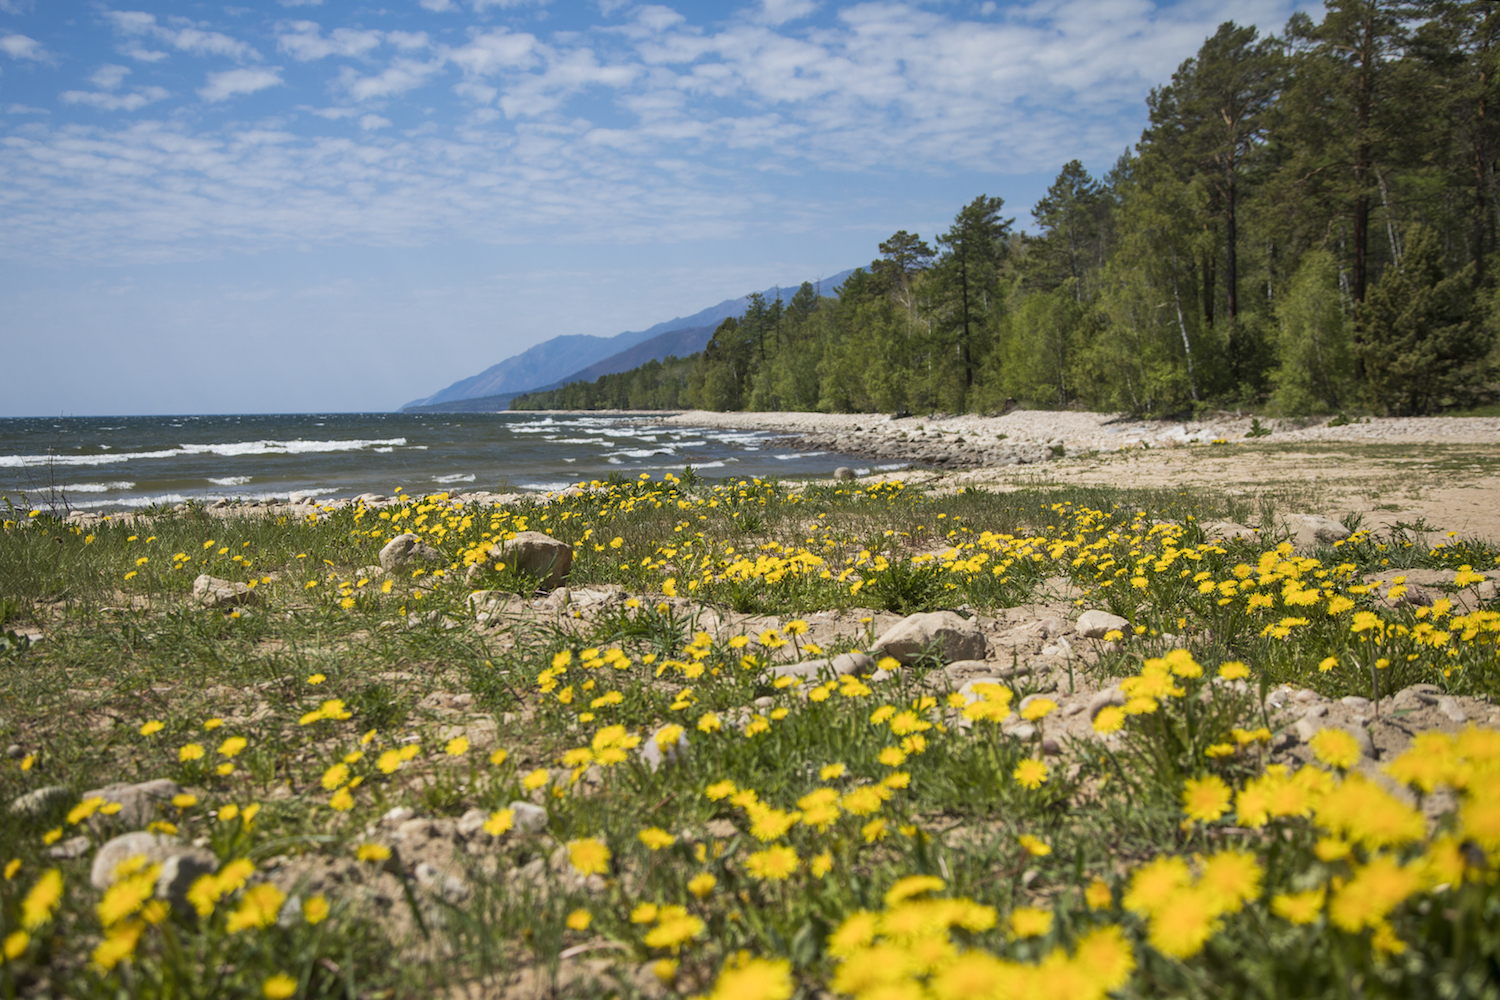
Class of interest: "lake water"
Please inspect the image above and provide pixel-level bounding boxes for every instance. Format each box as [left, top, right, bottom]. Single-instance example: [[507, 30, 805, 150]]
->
[[0, 412, 895, 512]]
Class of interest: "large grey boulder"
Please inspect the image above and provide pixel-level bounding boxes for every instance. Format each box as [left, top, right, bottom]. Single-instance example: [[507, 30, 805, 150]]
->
[[9, 785, 71, 817], [498, 532, 573, 591], [82, 779, 183, 828], [870, 611, 986, 665], [192, 574, 261, 609], [1201, 521, 1257, 542], [379, 533, 444, 572], [1075, 609, 1129, 639]]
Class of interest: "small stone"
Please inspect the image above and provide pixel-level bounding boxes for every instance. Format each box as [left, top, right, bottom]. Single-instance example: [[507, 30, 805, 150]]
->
[[378, 533, 444, 572], [48, 835, 91, 859], [9, 785, 70, 817], [1293, 717, 1322, 743], [639, 725, 691, 772], [770, 652, 872, 681], [871, 611, 986, 665], [1201, 521, 1257, 542], [1437, 697, 1467, 724], [192, 574, 261, 610], [834, 467, 856, 481], [1302, 704, 1328, 720], [1086, 689, 1125, 721], [1339, 696, 1372, 711], [498, 531, 574, 591], [1292, 515, 1351, 551], [1061, 702, 1085, 718], [1074, 610, 1129, 639], [1007, 723, 1037, 741], [509, 801, 548, 834], [381, 806, 416, 827], [1479, 580, 1498, 601], [1041, 737, 1062, 756], [456, 809, 490, 840], [82, 779, 183, 828], [5, 744, 23, 759], [156, 852, 219, 916]]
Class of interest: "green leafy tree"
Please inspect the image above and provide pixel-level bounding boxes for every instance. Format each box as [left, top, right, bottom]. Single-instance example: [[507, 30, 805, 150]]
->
[[1271, 250, 1356, 413], [1357, 225, 1488, 413]]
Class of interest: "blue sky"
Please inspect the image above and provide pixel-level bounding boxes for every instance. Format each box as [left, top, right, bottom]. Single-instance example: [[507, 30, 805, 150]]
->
[[1, 0, 1315, 416]]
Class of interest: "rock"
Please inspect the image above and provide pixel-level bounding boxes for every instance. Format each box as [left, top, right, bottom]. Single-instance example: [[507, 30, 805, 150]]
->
[[1201, 521, 1257, 542], [1479, 580, 1498, 601], [82, 779, 183, 828], [1292, 515, 1351, 551], [509, 801, 549, 834], [1339, 696, 1372, 711], [834, 467, 856, 481], [1302, 704, 1328, 720], [378, 533, 444, 572], [769, 652, 873, 681], [542, 587, 572, 610], [1087, 689, 1125, 721], [1041, 737, 1062, 756], [1007, 723, 1037, 741], [10, 785, 71, 817], [49, 836, 91, 859], [192, 574, 261, 609], [639, 726, 691, 772], [870, 611, 986, 665], [6, 744, 24, 759], [1293, 717, 1321, 743], [91, 831, 218, 917], [381, 806, 416, 827], [1437, 696, 1467, 724], [1075, 610, 1129, 639], [456, 809, 490, 840], [497, 531, 573, 591]]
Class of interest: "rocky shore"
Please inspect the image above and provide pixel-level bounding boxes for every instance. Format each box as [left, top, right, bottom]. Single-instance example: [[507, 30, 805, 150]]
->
[[656, 409, 1500, 471]]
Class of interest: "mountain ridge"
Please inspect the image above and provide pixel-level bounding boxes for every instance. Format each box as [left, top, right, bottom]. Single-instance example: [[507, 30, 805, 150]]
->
[[400, 269, 854, 410]]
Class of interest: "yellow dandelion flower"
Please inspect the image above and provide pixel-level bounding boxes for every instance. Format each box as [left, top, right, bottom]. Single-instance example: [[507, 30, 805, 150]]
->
[[1009, 906, 1052, 938], [1181, 775, 1231, 824], [639, 827, 675, 850], [1018, 834, 1051, 857], [688, 872, 717, 898], [1309, 728, 1362, 770], [745, 845, 799, 880], [567, 838, 610, 876], [565, 909, 591, 931], [263, 974, 297, 999], [1013, 759, 1048, 789]]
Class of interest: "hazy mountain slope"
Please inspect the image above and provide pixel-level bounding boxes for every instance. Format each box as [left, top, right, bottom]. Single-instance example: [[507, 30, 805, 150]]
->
[[538, 325, 715, 389], [401, 269, 854, 410]]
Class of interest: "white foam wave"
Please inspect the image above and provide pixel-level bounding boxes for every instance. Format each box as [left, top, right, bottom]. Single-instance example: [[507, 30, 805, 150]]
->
[[519, 481, 572, 492], [774, 452, 825, 460], [58, 481, 135, 493], [606, 448, 675, 459], [433, 473, 476, 484], [208, 477, 252, 487], [0, 437, 408, 468]]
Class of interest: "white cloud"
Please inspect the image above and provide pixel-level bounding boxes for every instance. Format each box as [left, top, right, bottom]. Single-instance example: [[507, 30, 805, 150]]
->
[[472, 0, 549, 9], [339, 58, 445, 100], [454, 81, 498, 103], [359, 113, 391, 129], [0, 34, 47, 61], [278, 0, 323, 6], [419, 0, 457, 11], [199, 67, 284, 101], [277, 21, 383, 60], [60, 85, 170, 110], [122, 45, 170, 62], [104, 11, 261, 62], [6, 103, 49, 114], [90, 64, 132, 89], [755, 0, 816, 26], [448, 29, 539, 75], [0, 0, 34, 14]]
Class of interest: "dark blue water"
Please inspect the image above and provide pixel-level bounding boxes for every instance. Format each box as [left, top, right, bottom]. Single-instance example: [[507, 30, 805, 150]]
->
[[0, 413, 891, 511]]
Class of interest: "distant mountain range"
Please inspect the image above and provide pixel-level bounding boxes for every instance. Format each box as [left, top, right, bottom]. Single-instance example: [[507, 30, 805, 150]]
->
[[400, 269, 855, 412]]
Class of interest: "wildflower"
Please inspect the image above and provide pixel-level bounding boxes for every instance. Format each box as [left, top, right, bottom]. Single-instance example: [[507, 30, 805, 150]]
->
[[820, 762, 846, 780], [4, 931, 28, 960], [303, 895, 330, 924], [810, 852, 833, 878], [445, 736, 469, 757], [1217, 661, 1250, 680], [1009, 906, 1052, 938], [706, 956, 792, 1000], [1181, 775, 1231, 824], [1309, 727, 1362, 770], [307, 673, 326, 685], [139, 720, 164, 736], [639, 827, 675, 850], [376, 749, 402, 774], [3, 860, 18, 880], [567, 838, 611, 876], [1147, 886, 1218, 959], [1085, 878, 1112, 910], [218, 736, 247, 758], [227, 883, 286, 933], [1020, 698, 1057, 721], [1271, 888, 1324, 925], [706, 779, 737, 800], [878, 746, 907, 767], [1329, 854, 1420, 931], [1013, 759, 1048, 789], [179, 743, 205, 762], [1092, 706, 1126, 734], [652, 958, 678, 984], [1124, 855, 1190, 918], [21, 870, 63, 930], [1018, 834, 1051, 857], [745, 845, 799, 880], [885, 875, 944, 906], [522, 769, 550, 790], [840, 786, 885, 816], [644, 909, 705, 950], [1199, 850, 1262, 914], [566, 909, 591, 930], [688, 872, 717, 898], [861, 818, 887, 842], [356, 843, 391, 863], [263, 974, 297, 999], [1073, 925, 1135, 991], [322, 763, 350, 791]]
